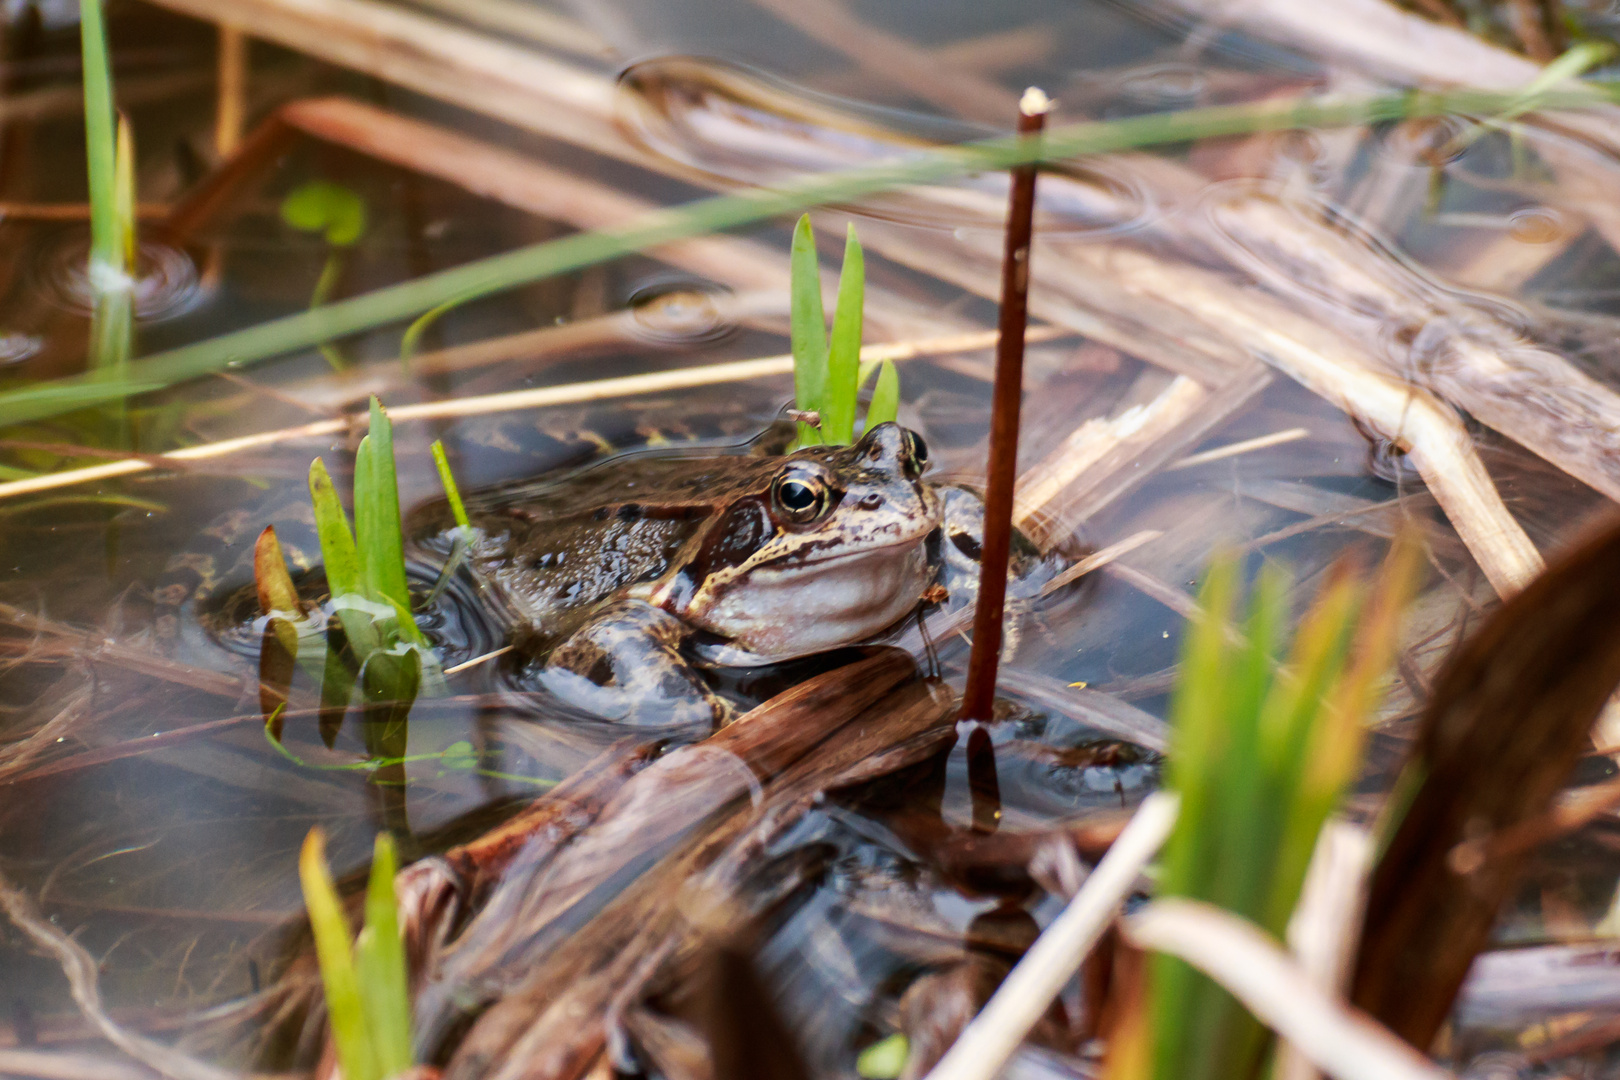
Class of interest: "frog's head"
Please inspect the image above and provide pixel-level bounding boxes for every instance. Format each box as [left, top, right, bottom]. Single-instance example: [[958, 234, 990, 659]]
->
[[653, 422, 940, 659]]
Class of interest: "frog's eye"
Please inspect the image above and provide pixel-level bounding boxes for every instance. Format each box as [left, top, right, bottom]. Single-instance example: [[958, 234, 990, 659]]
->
[[904, 431, 929, 474], [773, 474, 828, 524]]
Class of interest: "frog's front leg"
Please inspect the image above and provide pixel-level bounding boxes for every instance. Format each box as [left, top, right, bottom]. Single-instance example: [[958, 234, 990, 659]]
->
[[539, 599, 732, 727]]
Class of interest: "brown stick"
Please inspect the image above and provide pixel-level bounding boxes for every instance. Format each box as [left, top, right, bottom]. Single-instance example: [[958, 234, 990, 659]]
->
[[959, 89, 1049, 724]]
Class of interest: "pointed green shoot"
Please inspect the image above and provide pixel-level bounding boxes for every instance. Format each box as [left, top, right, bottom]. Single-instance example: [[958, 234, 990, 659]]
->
[[865, 359, 900, 430], [789, 213, 828, 446], [357, 832, 412, 1079], [299, 827, 378, 1080], [254, 525, 302, 618], [354, 398, 419, 644], [820, 224, 865, 445], [309, 457, 361, 601]]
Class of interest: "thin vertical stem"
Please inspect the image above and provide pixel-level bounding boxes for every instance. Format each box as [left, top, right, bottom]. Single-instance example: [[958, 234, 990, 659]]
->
[[214, 26, 248, 158], [958, 87, 1050, 723], [78, 0, 118, 275]]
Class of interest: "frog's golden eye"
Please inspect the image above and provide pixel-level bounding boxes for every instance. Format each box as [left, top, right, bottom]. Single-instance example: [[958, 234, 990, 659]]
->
[[772, 473, 828, 524]]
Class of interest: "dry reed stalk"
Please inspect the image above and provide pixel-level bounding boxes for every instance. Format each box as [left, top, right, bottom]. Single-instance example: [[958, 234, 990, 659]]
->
[[404, 0, 605, 57], [1039, 529, 1164, 596], [278, 98, 793, 296], [284, 290, 790, 411], [919, 792, 1179, 1080], [214, 25, 248, 158], [0, 203, 169, 220], [748, 0, 1019, 124], [1011, 370, 1275, 547], [820, 25, 1056, 98], [1167, 427, 1310, 470], [0, 327, 1059, 503], [1126, 900, 1455, 1080], [1044, 240, 1544, 597], [1275, 821, 1377, 1080], [1162, 0, 1620, 248], [0, 1050, 159, 1080], [171, 97, 953, 343], [138, 0, 626, 165]]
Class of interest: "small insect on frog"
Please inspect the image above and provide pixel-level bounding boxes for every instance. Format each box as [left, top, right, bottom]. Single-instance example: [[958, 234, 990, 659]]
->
[[409, 423, 1063, 725]]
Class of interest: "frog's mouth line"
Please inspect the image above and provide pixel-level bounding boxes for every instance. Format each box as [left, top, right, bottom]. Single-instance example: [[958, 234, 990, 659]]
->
[[758, 529, 933, 572]]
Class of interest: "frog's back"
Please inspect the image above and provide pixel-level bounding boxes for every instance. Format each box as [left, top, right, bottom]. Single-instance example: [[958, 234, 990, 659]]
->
[[410, 450, 780, 642]]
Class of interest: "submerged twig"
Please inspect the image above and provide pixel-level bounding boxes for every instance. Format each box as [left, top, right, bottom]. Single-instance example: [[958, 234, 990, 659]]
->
[[0, 869, 241, 1080]]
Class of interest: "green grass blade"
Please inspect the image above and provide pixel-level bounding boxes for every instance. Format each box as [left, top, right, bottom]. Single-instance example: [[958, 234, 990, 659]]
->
[[358, 833, 412, 1080], [353, 398, 411, 620], [789, 213, 828, 446], [114, 116, 135, 269], [864, 359, 900, 431], [820, 224, 865, 445], [2, 83, 1596, 429], [430, 440, 470, 532], [309, 458, 361, 600], [78, 0, 119, 277], [298, 827, 378, 1080]]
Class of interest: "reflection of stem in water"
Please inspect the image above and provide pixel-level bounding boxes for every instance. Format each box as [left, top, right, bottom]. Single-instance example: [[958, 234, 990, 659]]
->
[[311, 249, 350, 369]]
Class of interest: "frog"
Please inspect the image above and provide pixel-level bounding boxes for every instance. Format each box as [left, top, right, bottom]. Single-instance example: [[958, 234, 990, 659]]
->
[[407, 421, 1065, 726]]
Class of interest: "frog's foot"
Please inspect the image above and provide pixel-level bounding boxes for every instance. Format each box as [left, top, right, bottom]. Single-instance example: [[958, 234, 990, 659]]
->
[[935, 484, 1065, 604], [540, 599, 732, 727]]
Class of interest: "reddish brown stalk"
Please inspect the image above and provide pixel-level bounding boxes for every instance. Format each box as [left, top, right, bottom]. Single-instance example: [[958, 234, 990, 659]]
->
[[959, 88, 1050, 724]]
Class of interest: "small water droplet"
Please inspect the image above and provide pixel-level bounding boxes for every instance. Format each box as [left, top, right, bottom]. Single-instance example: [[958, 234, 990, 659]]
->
[[625, 282, 734, 345], [0, 332, 43, 365], [1508, 206, 1566, 244]]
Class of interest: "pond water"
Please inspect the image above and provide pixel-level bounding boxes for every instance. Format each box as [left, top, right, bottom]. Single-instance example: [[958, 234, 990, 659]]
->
[[2, 0, 1620, 1077]]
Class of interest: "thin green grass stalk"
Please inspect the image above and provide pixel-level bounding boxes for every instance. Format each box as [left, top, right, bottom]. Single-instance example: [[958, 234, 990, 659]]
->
[[299, 827, 378, 1080], [424, 439, 472, 605], [78, 0, 118, 281], [789, 213, 828, 447], [9, 82, 1619, 426], [866, 359, 899, 428], [820, 225, 865, 445], [86, 114, 135, 376]]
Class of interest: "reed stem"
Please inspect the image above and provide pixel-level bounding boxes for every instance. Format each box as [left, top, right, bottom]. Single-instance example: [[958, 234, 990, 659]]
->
[[959, 88, 1048, 723]]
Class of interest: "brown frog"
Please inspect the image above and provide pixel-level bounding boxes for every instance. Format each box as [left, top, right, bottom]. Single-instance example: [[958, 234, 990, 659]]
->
[[409, 423, 1062, 725]]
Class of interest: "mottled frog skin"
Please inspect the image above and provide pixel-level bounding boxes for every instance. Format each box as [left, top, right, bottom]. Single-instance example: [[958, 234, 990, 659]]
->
[[409, 422, 1062, 726]]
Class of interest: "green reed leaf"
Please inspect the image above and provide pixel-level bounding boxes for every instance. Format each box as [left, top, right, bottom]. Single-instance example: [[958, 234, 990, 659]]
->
[[820, 224, 865, 445], [357, 832, 412, 1080], [309, 458, 361, 601], [353, 398, 412, 631], [299, 827, 378, 1080], [864, 359, 900, 430], [789, 213, 828, 447], [78, 0, 118, 278]]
